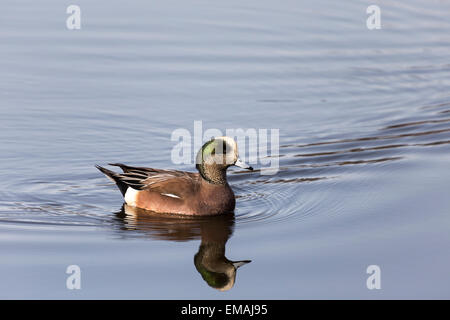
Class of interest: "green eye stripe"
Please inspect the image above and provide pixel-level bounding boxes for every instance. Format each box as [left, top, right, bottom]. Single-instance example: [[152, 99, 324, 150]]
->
[[203, 140, 228, 156], [203, 140, 216, 156]]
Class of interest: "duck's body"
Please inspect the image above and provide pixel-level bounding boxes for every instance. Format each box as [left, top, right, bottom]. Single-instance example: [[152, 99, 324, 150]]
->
[[97, 163, 235, 215], [96, 137, 252, 216]]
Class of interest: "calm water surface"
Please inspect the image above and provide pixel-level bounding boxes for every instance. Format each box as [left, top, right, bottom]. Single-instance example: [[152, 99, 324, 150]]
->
[[1, 0, 450, 298]]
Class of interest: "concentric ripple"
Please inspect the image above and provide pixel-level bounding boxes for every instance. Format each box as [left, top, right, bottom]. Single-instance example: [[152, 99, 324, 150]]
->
[[227, 103, 450, 228], [1, 0, 450, 240], [0, 102, 449, 234]]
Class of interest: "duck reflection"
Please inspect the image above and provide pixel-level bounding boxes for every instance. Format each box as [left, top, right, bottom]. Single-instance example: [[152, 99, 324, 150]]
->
[[115, 204, 251, 291]]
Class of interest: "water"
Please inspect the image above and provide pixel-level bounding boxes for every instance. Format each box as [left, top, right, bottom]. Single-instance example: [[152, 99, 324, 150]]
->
[[1, 0, 450, 298]]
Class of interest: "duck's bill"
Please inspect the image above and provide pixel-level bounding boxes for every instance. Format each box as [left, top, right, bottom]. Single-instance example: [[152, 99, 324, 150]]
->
[[235, 158, 253, 171], [232, 260, 252, 269]]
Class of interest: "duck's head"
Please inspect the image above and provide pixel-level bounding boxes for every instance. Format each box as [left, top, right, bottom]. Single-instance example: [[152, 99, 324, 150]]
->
[[196, 136, 253, 184]]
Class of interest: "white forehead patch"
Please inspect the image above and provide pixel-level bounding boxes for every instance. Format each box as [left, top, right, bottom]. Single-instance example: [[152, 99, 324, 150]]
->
[[216, 136, 238, 164]]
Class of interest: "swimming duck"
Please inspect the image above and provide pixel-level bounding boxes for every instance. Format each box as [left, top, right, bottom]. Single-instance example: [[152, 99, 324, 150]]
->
[[96, 137, 253, 215]]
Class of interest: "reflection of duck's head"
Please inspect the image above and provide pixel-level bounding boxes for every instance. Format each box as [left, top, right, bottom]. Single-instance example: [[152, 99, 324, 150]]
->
[[194, 243, 250, 291], [116, 204, 251, 291]]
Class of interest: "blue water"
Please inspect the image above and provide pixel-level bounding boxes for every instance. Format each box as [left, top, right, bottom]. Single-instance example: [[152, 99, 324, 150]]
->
[[1, 0, 450, 298]]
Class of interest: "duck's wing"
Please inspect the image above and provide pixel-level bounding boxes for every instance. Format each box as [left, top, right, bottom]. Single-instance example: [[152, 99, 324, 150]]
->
[[99, 163, 199, 198]]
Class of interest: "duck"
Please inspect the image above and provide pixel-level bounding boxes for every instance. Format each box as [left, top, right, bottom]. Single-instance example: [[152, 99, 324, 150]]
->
[[96, 136, 253, 216]]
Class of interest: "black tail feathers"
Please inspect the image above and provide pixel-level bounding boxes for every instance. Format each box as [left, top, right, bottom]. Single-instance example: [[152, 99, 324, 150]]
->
[[95, 165, 128, 196]]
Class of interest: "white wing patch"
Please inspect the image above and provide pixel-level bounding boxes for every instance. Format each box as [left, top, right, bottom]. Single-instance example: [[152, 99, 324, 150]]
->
[[124, 187, 139, 206], [161, 193, 181, 199]]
